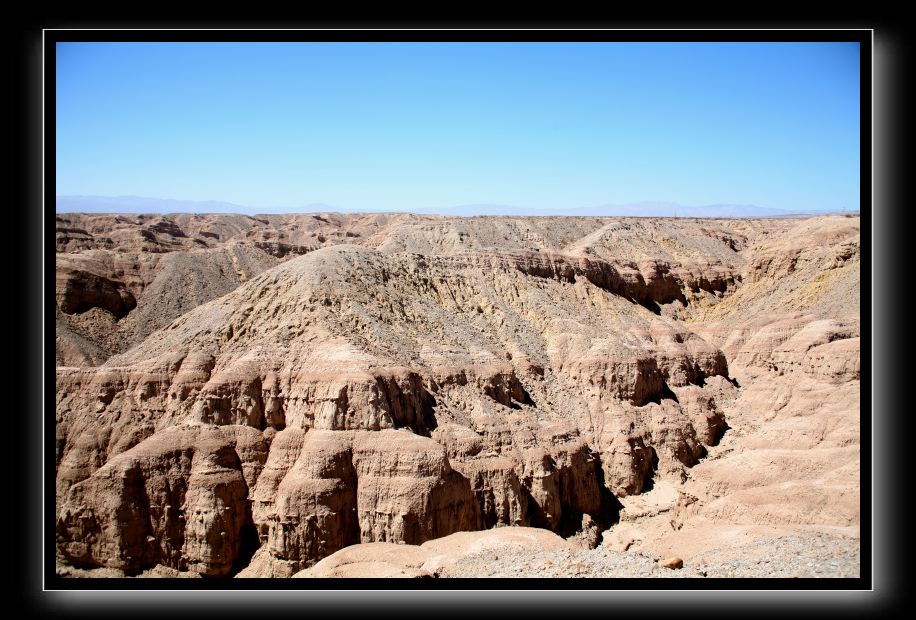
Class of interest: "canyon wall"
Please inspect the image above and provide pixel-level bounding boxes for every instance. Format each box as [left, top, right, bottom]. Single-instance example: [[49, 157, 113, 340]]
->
[[54, 213, 859, 576]]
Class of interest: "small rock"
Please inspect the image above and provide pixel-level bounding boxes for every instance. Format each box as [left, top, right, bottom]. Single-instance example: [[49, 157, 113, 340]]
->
[[660, 557, 684, 569]]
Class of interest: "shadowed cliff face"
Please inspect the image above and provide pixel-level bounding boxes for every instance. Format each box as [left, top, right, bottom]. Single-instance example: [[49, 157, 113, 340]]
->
[[54, 214, 859, 577]]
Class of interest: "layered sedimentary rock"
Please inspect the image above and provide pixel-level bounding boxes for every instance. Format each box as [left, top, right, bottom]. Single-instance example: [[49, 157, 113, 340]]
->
[[601, 216, 860, 563], [55, 213, 859, 577], [57, 425, 267, 575], [237, 429, 479, 577]]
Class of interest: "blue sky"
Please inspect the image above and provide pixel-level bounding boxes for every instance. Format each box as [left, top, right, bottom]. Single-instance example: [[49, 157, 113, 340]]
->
[[56, 42, 860, 213]]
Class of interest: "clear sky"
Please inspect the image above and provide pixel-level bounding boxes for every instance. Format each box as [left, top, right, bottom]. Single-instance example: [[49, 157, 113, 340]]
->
[[56, 41, 860, 213]]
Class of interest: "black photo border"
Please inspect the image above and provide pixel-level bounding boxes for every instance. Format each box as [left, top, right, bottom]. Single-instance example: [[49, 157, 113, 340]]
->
[[14, 17, 908, 617]]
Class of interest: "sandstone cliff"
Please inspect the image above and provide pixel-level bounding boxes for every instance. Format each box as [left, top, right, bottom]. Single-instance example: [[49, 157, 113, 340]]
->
[[55, 213, 859, 577]]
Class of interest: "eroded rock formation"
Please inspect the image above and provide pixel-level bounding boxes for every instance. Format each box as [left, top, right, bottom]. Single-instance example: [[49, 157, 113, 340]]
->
[[55, 213, 859, 577]]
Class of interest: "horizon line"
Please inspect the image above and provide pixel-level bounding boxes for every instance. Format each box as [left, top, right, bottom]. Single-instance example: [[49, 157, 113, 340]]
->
[[55, 195, 859, 218]]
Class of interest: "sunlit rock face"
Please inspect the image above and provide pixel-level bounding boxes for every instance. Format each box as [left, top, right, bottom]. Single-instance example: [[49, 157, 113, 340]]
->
[[55, 214, 859, 576]]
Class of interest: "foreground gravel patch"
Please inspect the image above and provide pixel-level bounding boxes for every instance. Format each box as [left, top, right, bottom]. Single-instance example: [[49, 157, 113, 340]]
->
[[435, 533, 860, 578], [694, 533, 860, 578], [436, 546, 703, 578]]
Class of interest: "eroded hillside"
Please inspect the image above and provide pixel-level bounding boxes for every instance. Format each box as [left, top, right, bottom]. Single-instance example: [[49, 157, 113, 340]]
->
[[54, 213, 860, 578]]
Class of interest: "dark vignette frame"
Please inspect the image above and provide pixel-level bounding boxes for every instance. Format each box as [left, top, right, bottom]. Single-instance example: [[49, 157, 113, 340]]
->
[[13, 15, 909, 618]]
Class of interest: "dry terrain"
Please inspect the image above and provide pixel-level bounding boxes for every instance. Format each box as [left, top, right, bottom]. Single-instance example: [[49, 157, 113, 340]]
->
[[54, 212, 860, 579]]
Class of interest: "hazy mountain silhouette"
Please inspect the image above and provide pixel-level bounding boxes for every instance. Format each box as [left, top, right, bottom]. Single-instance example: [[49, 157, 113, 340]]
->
[[56, 195, 851, 218]]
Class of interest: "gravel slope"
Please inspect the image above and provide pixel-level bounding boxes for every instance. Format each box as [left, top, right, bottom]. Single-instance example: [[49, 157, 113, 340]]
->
[[435, 533, 859, 578]]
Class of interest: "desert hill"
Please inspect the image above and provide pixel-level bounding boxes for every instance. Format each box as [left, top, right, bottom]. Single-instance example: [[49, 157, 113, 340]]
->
[[54, 213, 860, 578]]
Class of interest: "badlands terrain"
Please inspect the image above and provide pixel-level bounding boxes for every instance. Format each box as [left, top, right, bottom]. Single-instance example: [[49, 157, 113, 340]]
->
[[54, 212, 861, 579]]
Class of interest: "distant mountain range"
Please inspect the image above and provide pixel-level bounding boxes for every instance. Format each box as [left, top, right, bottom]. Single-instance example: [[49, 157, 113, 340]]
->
[[411, 202, 831, 218], [55, 195, 856, 218]]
